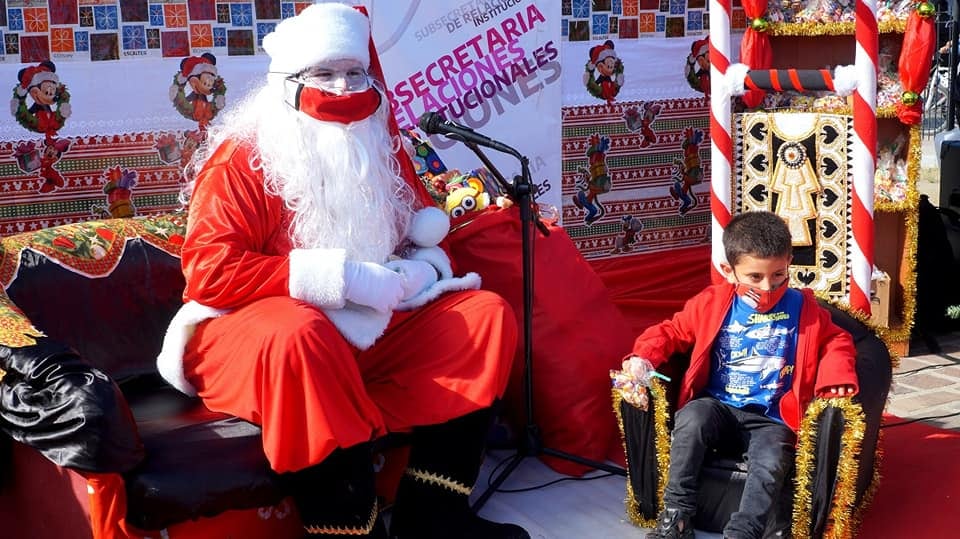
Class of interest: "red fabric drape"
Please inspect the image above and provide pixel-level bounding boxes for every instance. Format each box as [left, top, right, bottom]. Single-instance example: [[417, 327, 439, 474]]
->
[[740, 0, 772, 109], [589, 244, 712, 335], [447, 207, 636, 476], [897, 9, 937, 125]]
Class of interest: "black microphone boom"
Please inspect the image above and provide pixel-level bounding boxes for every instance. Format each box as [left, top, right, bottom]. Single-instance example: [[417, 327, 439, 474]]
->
[[417, 112, 520, 158]]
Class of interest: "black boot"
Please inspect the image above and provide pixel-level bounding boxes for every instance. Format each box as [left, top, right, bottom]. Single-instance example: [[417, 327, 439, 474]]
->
[[282, 442, 387, 538], [389, 408, 530, 539]]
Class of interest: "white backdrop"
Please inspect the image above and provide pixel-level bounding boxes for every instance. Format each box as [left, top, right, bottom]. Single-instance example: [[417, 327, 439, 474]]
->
[[0, 1, 562, 211]]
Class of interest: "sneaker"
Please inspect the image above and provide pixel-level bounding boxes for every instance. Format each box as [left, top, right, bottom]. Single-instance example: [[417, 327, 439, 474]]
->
[[646, 507, 695, 539]]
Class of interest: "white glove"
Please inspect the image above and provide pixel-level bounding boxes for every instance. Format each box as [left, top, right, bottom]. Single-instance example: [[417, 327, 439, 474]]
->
[[384, 259, 439, 300], [343, 261, 405, 313]]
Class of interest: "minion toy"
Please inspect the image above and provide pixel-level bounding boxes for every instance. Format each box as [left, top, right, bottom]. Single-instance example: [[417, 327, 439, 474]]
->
[[444, 175, 490, 218]]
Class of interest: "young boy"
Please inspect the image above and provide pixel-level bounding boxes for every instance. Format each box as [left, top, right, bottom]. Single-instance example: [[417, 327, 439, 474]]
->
[[634, 211, 858, 539]]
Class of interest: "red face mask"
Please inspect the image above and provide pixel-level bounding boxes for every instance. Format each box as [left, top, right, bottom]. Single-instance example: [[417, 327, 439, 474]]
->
[[734, 280, 789, 312], [290, 84, 381, 124]]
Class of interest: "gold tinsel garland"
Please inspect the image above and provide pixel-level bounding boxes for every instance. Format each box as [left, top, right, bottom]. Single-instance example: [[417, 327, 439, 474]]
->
[[755, 105, 898, 117], [872, 124, 921, 351], [768, 19, 907, 37], [613, 379, 671, 529], [872, 207, 918, 352], [819, 123, 918, 359], [791, 397, 866, 539], [875, 125, 921, 213]]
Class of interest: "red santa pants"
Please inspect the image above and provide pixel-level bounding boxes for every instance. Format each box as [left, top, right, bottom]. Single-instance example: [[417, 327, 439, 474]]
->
[[182, 289, 517, 473]]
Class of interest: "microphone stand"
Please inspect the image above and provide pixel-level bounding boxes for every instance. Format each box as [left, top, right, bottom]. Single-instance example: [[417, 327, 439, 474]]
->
[[457, 142, 626, 513]]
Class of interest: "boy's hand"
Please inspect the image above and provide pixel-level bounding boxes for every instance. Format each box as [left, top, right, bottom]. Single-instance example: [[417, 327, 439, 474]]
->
[[823, 384, 856, 398]]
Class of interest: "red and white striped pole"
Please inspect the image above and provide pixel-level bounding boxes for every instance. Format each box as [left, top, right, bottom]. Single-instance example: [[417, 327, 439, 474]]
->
[[850, 0, 877, 314], [708, 0, 733, 283]]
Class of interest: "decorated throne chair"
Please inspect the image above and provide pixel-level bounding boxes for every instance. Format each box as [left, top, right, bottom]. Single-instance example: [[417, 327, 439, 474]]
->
[[0, 214, 306, 539], [614, 302, 892, 538]]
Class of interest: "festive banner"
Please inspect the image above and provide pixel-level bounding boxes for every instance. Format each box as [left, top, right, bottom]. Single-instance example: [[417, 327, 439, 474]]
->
[[0, 1, 563, 235], [366, 1, 563, 213], [557, 2, 744, 261]]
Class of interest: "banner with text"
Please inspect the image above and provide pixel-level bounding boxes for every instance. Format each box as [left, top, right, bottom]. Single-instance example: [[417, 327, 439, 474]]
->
[[364, 0, 563, 213]]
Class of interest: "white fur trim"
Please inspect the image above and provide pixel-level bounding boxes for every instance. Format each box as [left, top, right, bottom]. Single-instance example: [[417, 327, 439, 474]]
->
[[156, 301, 228, 396], [407, 245, 453, 280], [725, 63, 751, 97], [595, 49, 616, 64], [832, 64, 858, 96], [263, 2, 370, 74], [396, 272, 482, 311], [28, 71, 58, 90], [189, 62, 217, 79], [322, 305, 392, 350], [289, 248, 348, 308], [15, 86, 27, 98], [407, 207, 450, 247]]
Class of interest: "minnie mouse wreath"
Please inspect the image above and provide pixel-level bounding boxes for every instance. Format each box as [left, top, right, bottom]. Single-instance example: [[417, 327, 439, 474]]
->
[[10, 60, 71, 141]]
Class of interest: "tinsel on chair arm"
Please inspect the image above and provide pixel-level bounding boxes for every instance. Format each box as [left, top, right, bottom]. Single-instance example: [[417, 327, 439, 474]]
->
[[792, 397, 865, 539], [613, 379, 671, 528]]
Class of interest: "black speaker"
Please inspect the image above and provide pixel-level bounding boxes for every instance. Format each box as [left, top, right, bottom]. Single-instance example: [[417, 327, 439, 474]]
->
[[940, 139, 960, 209]]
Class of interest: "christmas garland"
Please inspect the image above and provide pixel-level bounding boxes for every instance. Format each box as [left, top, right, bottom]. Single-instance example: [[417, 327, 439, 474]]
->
[[169, 74, 227, 122], [10, 83, 71, 134]]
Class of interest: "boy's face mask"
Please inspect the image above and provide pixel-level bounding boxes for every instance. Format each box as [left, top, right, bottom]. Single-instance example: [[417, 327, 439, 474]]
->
[[733, 277, 789, 312]]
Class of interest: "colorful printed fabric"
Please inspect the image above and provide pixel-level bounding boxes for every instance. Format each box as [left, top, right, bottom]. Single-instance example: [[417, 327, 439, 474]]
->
[[561, 97, 710, 260], [0, 212, 185, 346]]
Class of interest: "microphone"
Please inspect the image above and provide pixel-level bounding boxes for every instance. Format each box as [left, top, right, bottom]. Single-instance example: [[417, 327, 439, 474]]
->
[[417, 112, 519, 157]]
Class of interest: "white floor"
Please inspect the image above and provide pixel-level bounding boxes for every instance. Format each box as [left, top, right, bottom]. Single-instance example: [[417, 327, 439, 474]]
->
[[470, 450, 724, 539]]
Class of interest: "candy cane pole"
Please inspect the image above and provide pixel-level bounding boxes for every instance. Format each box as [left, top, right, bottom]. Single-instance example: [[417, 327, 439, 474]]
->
[[850, 0, 877, 314], [708, 0, 733, 282]]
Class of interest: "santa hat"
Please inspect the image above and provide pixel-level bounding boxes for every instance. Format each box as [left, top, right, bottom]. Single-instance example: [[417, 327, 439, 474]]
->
[[263, 2, 370, 76], [691, 37, 709, 58], [177, 53, 218, 85], [16, 62, 59, 98], [588, 41, 617, 69]]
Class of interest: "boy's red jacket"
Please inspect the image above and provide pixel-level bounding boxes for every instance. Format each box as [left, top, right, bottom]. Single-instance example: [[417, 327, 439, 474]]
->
[[631, 283, 859, 432]]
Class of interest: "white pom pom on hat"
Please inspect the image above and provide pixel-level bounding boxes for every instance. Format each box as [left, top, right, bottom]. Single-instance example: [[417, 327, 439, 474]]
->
[[262, 2, 371, 75]]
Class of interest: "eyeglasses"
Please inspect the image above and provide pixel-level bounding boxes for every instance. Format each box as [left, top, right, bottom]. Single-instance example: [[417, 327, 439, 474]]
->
[[281, 66, 371, 94]]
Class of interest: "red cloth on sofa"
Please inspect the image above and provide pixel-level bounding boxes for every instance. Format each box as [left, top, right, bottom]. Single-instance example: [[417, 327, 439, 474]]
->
[[447, 206, 635, 475]]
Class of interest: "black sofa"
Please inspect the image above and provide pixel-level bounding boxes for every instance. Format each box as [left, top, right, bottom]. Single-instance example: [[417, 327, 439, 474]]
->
[[0, 214, 292, 536]]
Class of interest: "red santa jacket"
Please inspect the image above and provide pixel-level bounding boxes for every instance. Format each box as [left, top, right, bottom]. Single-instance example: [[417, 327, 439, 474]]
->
[[631, 283, 859, 432], [181, 138, 441, 310]]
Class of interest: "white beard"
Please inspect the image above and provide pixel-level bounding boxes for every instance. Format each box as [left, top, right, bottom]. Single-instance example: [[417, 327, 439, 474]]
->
[[196, 81, 416, 263]]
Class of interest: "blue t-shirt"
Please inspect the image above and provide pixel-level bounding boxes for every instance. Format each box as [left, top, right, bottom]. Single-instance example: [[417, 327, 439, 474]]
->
[[705, 288, 802, 422]]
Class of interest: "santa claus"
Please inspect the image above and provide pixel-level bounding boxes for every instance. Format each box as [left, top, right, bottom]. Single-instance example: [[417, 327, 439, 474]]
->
[[156, 3, 527, 538]]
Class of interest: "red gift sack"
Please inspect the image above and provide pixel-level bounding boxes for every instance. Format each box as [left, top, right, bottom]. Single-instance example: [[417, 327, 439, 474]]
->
[[447, 206, 635, 475]]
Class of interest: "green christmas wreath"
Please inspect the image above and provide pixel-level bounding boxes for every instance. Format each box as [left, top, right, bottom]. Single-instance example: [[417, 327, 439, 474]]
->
[[10, 83, 71, 134], [170, 74, 227, 122]]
